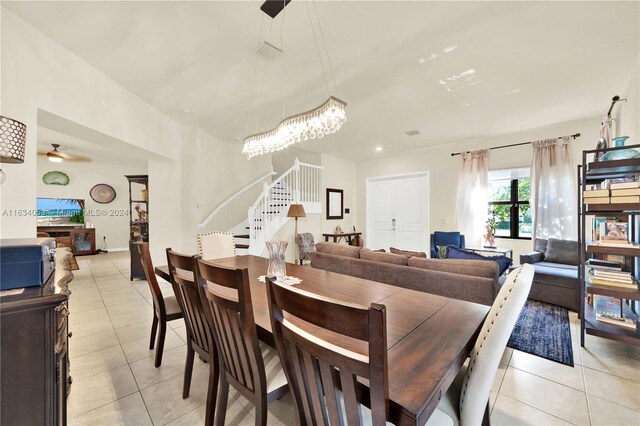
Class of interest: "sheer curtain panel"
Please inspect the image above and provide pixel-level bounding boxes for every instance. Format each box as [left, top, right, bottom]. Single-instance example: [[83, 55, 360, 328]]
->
[[455, 149, 489, 246], [530, 136, 577, 241]]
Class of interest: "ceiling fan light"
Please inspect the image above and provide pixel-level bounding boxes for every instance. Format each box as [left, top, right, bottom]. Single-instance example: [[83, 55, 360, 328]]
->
[[47, 153, 63, 163]]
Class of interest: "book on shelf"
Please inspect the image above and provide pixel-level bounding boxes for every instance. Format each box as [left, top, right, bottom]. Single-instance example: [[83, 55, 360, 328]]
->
[[583, 189, 610, 198], [585, 197, 610, 204], [596, 313, 638, 330], [586, 259, 623, 270], [589, 277, 638, 290], [610, 181, 640, 190], [591, 269, 632, 280], [590, 271, 633, 283], [611, 188, 640, 196], [595, 240, 633, 247], [610, 196, 640, 204]]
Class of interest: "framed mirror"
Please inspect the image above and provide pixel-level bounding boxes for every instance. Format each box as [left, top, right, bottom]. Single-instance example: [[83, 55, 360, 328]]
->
[[326, 188, 344, 220]]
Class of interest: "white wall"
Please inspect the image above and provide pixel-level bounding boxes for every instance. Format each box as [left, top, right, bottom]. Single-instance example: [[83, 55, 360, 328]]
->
[[321, 153, 357, 234], [357, 116, 603, 260], [36, 157, 147, 250], [615, 59, 640, 143]]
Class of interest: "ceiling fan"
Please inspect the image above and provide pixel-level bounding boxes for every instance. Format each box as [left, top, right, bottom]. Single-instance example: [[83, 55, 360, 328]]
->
[[38, 144, 91, 163]]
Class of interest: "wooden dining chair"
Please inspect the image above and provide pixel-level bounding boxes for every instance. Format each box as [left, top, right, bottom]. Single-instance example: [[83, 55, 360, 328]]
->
[[136, 243, 183, 368], [195, 259, 288, 426], [426, 264, 535, 426], [166, 249, 218, 426], [266, 276, 390, 425]]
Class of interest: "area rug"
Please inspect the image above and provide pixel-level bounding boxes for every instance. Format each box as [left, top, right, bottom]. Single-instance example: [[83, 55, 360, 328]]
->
[[507, 300, 574, 366]]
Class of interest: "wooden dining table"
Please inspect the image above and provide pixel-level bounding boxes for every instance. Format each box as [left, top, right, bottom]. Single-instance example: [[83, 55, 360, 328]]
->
[[156, 255, 489, 426]]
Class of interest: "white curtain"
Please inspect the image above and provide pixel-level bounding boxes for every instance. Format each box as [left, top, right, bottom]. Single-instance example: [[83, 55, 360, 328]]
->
[[530, 136, 577, 241], [455, 149, 489, 246]]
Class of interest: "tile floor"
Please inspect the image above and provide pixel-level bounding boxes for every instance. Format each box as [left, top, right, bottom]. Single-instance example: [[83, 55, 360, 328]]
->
[[67, 252, 640, 426]]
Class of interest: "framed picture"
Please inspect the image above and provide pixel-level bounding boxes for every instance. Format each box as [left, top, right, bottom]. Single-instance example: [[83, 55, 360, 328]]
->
[[326, 188, 344, 220]]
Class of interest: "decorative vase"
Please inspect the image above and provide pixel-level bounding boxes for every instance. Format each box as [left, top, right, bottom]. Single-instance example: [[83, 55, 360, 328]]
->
[[265, 241, 287, 281], [601, 136, 640, 161]]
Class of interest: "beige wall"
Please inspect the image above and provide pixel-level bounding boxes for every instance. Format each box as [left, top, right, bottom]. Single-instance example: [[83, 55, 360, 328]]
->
[[616, 59, 640, 143], [321, 153, 357, 235], [356, 116, 604, 260]]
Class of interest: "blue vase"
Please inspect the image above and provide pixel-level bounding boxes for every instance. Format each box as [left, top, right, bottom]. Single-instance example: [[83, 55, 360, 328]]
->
[[601, 136, 640, 161]]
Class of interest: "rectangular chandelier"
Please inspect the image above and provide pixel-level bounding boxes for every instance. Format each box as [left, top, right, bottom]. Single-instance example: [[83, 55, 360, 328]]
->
[[242, 96, 347, 159]]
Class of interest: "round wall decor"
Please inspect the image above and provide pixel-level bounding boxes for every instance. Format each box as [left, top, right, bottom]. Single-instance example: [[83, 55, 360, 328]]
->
[[90, 183, 116, 204], [43, 171, 70, 185]]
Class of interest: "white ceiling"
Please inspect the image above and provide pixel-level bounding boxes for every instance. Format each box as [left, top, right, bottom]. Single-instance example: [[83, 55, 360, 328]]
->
[[5, 1, 639, 160]]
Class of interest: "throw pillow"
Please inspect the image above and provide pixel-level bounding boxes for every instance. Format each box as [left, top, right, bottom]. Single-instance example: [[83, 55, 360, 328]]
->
[[534, 238, 548, 255], [543, 238, 578, 266], [445, 246, 513, 275], [390, 247, 427, 258], [436, 245, 449, 259]]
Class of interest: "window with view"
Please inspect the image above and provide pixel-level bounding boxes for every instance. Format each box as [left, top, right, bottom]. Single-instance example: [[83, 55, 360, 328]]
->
[[488, 168, 531, 239]]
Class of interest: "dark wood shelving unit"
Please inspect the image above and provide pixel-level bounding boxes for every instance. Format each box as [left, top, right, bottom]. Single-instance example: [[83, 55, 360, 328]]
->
[[579, 144, 640, 347], [125, 175, 149, 280]]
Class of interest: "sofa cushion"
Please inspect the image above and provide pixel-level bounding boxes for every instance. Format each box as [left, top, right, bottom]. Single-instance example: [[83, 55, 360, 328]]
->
[[534, 238, 548, 255], [535, 261, 577, 271], [390, 247, 427, 258], [315, 242, 360, 258], [408, 257, 499, 281], [531, 263, 578, 289], [360, 249, 409, 266], [446, 246, 512, 275], [543, 238, 578, 266]]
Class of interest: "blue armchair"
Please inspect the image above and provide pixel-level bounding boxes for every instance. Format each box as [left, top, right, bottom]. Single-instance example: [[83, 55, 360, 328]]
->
[[430, 231, 465, 258]]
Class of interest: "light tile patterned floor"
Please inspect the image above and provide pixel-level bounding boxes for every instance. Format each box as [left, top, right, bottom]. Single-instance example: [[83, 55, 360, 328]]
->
[[67, 252, 640, 425]]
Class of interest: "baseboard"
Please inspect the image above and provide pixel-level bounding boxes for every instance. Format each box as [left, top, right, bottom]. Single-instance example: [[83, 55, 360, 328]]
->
[[104, 247, 128, 253]]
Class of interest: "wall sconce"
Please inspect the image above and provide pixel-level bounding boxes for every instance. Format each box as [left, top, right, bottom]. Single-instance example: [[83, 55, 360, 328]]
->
[[0, 115, 27, 184]]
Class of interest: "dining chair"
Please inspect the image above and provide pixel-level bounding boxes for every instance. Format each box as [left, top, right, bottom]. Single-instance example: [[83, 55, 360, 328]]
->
[[196, 232, 236, 260], [266, 276, 390, 425], [166, 249, 218, 426], [426, 264, 535, 426], [136, 243, 183, 368], [196, 259, 288, 426]]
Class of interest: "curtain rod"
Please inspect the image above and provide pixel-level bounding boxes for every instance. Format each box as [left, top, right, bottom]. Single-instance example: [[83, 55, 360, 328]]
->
[[450, 133, 581, 157]]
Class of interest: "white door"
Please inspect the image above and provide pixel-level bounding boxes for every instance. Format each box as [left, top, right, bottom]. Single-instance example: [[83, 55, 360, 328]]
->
[[367, 173, 429, 252]]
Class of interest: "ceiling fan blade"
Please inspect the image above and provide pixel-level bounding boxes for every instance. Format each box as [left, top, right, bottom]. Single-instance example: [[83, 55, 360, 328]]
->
[[65, 154, 92, 162]]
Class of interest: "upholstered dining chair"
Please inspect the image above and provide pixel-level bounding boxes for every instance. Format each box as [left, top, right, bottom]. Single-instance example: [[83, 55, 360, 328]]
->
[[166, 249, 218, 426], [430, 231, 465, 258], [295, 232, 316, 265], [266, 276, 391, 425], [136, 243, 183, 368], [196, 259, 288, 426], [426, 264, 535, 426], [196, 232, 236, 260]]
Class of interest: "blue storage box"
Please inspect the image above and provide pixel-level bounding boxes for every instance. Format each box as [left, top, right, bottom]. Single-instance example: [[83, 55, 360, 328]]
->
[[0, 238, 57, 290]]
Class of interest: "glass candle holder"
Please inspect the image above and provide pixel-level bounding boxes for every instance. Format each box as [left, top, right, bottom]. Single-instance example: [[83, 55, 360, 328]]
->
[[265, 240, 287, 281]]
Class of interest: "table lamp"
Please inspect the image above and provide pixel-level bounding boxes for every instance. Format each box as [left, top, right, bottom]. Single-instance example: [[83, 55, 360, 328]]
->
[[287, 204, 306, 261]]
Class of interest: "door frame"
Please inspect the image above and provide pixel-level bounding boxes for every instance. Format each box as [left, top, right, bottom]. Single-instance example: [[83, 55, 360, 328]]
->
[[365, 171, 430, 251]]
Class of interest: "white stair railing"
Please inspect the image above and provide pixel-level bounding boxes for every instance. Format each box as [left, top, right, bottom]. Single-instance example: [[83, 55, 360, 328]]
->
[[248, 159, 322, 254], [198, 169, 276, 231]]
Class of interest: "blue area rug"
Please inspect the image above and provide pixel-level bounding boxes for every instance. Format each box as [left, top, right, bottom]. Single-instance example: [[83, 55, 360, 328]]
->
[[507, 300, 574, 366]]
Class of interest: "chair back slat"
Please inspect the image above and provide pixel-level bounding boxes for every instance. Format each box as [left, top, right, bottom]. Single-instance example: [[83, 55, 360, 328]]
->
[[196, 260, 265, 395], [166, 249, 212, 355], [267, 277, 389, 426], [136, 243, 166, 317]]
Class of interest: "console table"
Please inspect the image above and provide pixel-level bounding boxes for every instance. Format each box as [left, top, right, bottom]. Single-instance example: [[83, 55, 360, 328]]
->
[[322, 232, 362, 245], [466, 246, 513, 259], [37, 227, 96, 256]]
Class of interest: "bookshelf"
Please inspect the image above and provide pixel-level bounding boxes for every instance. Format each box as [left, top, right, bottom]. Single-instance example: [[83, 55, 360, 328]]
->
[[579, 146, 640, 347], [125, 175, 149, 280]]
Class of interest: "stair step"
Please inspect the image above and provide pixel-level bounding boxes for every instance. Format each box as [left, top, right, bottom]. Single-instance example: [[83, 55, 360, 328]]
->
[[234, 234, 250, 239], [235, 244, 250, 249]]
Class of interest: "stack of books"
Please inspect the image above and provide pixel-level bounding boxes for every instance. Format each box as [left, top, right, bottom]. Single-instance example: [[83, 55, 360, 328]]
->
[[588, 268, 638, 290], [610, 181, 640, 204], [587, 259, 623, 272], [583, 188, 609, 204]]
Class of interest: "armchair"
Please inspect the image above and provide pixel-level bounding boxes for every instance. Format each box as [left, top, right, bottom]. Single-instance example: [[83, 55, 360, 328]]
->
[[430, 231, 465, 258]]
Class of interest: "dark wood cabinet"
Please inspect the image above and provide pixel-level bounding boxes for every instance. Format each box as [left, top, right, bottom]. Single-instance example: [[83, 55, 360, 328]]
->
[[38, 227, 96, 256], [0, 249, 74, 425], [126, 175, 149, 280]]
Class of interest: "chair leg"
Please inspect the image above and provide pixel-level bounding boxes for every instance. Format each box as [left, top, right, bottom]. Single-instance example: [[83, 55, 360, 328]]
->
[[482, 401, 491, 426], [215, 375, 229, 426], [255, 393, 268, 426], [204, 356, 219, 426], [154, 321, 167, 368], [183, 345, 195, 399], [149, 314, 158, 350]]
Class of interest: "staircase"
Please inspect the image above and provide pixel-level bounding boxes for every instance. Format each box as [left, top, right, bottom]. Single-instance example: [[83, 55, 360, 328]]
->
[[199, 159, 322, 255]]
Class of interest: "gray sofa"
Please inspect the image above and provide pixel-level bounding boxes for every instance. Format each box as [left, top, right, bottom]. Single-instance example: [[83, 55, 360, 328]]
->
[[310, 242, 501, 306], [519, 238, 579, 312]]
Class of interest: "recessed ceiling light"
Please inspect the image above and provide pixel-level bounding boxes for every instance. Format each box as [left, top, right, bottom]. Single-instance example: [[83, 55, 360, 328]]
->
[[376, 147, 382, 152], [443, 45, 458, 53], [180, 108, 192, 114], [418, 58, 426, 64], [405, 130, 421, 136]]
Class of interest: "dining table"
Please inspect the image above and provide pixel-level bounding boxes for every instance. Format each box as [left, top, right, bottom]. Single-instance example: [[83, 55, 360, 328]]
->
[[155, 255, 489, 426]]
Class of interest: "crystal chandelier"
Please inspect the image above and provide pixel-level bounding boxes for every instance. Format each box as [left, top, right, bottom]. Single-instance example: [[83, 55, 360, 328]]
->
[[243, 1, 346, 159], [242, 96, 346, 159]]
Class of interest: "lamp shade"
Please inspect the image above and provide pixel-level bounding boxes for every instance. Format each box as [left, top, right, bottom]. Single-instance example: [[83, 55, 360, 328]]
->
[[0, 115, 26, 164], [287, 204, 306, 218]]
